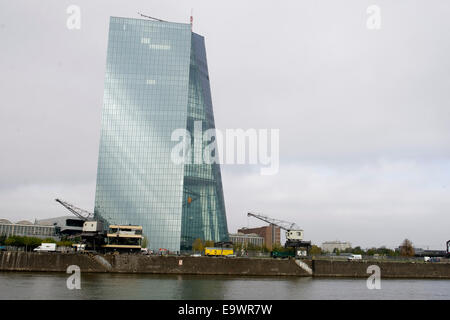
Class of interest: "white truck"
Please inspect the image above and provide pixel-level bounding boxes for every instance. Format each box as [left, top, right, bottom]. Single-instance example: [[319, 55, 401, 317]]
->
[[33, 243, 57, 252], [347, 254, 362, 261]]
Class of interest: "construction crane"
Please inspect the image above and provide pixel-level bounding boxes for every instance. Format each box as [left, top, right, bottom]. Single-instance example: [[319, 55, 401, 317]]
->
[[247, 212, 311, 256], [447, 240, 450, 258], [247, 212, 299, 232], [247, 212, 305, 242], [137, 12, 167, 22], [55, 198, 94, 221]]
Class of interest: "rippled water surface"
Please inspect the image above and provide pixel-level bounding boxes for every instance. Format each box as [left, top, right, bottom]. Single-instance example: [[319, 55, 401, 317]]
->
[[0, 272, 449, 300]]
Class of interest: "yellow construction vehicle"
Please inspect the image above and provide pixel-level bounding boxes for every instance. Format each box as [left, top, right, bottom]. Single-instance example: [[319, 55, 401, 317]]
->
[[204, 247, 234, 256]]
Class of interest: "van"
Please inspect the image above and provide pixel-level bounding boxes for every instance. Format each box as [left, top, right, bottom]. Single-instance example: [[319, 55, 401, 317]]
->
[[33, 243, 56, 252], [347, 254, 362, 261]]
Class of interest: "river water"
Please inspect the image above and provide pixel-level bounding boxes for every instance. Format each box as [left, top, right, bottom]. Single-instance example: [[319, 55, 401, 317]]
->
[[0, 272, 449, 300]]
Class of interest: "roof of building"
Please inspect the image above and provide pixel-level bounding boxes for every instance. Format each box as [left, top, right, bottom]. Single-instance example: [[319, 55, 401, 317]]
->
[[229, 232, 264, 238], [0, 219, 12, 224], [15, 220, 33, 225], [322, 241, 351, 244], [37, 216, 82, 226]]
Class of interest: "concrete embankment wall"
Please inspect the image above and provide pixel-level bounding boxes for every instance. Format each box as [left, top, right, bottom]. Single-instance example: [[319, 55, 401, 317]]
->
[[312, 259, 450, 279], [1, 252, 449, 278], [0, 252, 311, 276]]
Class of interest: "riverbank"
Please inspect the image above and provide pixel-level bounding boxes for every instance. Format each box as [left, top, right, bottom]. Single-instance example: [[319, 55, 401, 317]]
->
[[1, 252, 449, 279]]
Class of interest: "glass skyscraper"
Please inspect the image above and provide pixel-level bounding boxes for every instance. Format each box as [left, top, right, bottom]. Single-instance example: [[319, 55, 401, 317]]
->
[[94, 17, 228, 252]]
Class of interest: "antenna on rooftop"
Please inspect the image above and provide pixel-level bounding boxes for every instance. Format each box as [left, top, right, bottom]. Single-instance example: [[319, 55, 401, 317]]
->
[[137, 12, 166, 22], [190, 8, 194, 30]]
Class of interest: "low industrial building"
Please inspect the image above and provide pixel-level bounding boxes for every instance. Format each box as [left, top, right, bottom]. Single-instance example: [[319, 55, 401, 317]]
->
[[322, 241, 352, 253], [229, 232, 265, 248], [0, 216, 85, 240], [238, 225, 280, 250], [0, 219, 58, 239]]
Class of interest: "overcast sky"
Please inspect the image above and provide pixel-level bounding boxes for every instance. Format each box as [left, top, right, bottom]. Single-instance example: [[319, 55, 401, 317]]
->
[[1, 0, 449, 249]]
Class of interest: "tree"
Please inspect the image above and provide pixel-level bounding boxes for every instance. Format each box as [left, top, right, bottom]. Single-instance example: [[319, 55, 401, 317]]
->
[[141, 236, 148, 248], [309, 245, 322, 255], [23, 237, 39, 251], [352, 246, 364, 255], [399, 239, 415, 256], [57, 240, 74, 247], [4, 236, 50, 251], [192, 238, 204, 253], [204, 240, 214, 247], [5, 236, 24, 247], [272, 243, 289, 252], [232, 242, 242, 252]]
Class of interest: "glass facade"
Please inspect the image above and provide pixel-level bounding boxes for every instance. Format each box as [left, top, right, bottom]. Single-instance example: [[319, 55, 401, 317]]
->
[[95, 17, 228, 252], [180, 34, 228, 250]]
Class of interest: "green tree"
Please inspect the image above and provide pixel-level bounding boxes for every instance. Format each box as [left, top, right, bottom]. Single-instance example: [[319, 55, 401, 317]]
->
[[26, 237, 41, 251], [4, 236, 56, 251], [141, 236, 148, 248], [375, 246, 396, 257], [57, 240, 74, 247], [351, 246, 364, 255], [309, 245, 322, 255], [5, 236, 25, 247], [272, 243, 289, 252], [42, 238, 57, 243]]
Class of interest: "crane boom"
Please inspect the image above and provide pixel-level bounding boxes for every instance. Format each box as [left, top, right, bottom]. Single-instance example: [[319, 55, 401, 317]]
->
[[247, 212, 299, 231], [55, 198, 94, 221], [137, 12, 167, 22], [247, 212, 310, 256]]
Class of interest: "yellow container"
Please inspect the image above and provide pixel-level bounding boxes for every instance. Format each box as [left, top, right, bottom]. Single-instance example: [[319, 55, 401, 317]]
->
[[204, 247, 234, 256]]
